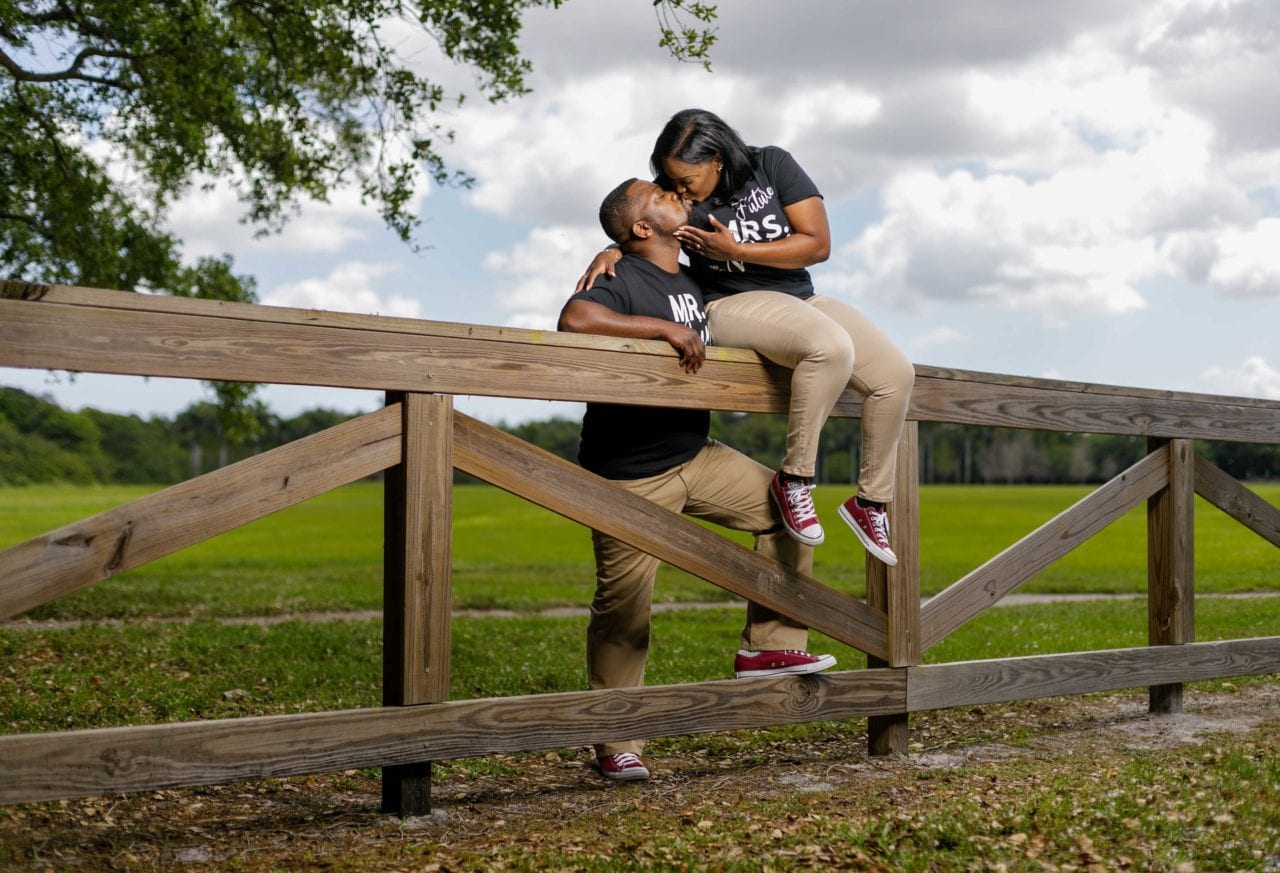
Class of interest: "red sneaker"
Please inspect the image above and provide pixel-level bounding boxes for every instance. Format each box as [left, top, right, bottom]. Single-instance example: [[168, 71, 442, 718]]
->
[[597, 752, 650, 781], [838, 496, 898, 566], [733, 649, 837, 679], [769, 471, 824, 546]]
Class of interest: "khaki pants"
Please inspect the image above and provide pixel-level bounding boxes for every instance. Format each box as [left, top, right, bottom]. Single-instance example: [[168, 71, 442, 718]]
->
[[707, 292, 914, 502], [588, 440, 812, 757]]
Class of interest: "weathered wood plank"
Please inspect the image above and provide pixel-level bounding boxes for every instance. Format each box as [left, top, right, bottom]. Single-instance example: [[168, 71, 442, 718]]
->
[[867, 421, 922, 755], [0, 407, 402, 619], [16, 285, 1280, 416], [906, 372, 1280, 444], [1194, 455, 1280, 548], [382, 393, 454, 815], [384, 394, 454, 705], [919, 449, 1169, 650], [0, 669, 906, 805], [1147, 438, 1196, 713], [3, 294, 1278, 441], [906, 637, 1280, 711], [0, 298, 794, 415], [450, 413, 889, 659], [9, 281, 759, 363]]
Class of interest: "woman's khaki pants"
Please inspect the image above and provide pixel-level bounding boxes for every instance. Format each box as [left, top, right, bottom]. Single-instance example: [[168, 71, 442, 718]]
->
[[707, 292, 914, 502], [588, 440, 812, 757]]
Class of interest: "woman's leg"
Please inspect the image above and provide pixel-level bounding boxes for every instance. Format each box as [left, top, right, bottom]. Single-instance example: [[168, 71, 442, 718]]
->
[[808, 295, 914, 502], [707, 292, 855, 479]]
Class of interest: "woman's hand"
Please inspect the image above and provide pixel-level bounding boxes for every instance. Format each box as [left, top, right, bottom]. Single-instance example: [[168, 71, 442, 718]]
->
[[574, 247, 624, 293], [674, 215, 740, 262]]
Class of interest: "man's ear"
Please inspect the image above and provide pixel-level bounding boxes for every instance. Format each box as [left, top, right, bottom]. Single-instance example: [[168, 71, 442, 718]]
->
[[631, 219, 654, 240]]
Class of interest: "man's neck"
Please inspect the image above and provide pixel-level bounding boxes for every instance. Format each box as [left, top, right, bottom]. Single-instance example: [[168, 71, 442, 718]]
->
[[623, 238, 681, 273]]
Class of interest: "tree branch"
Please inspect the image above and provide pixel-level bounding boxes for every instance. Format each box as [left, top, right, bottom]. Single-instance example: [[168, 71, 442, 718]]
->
[[0, 44, 134, 87]]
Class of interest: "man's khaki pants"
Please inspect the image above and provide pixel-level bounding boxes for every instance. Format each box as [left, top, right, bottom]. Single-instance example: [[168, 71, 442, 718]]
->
[[588, 439, 813, 757]]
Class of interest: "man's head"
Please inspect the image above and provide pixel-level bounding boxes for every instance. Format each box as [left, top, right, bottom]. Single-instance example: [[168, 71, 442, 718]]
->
[[598, 178, 691, 248]]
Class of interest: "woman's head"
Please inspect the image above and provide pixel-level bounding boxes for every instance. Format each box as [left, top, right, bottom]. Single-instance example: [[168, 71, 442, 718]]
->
[[650, 108, 753, 203]]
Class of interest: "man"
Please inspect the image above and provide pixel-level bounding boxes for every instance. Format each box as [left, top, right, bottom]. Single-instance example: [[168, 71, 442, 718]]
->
[[558, 178, 836, 782]]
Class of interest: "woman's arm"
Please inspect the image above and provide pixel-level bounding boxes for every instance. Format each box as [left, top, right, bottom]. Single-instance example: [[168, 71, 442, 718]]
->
[[573, 246, 623, 293], [673, 196, 831, 270]]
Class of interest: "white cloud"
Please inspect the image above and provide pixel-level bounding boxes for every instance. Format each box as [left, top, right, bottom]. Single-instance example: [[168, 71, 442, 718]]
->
[[484, 225, 607, 328], [909, 326, 968, 351], [261, 262, 422, 318], [836, 167, 1157, 322], [1202, 355, 1280, 400], [1206, 219, 1280, 297]]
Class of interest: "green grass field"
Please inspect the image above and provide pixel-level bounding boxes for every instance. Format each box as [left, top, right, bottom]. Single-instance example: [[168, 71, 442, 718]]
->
[[1, 481, 1277, 620], [1, 482, 1278, 871]]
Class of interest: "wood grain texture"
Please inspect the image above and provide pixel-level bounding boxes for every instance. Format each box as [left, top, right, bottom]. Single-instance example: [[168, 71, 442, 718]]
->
[[1148, 439, 1196, 647], [1147, 438, 1196, 714], [3, 292, 1278, 440], [17, 284, 1280, 412], [450, 412, 890, 659], [867, 423, 921, 755], [0, 298, 795, 415], [1194, 455, 1280, 547], [383, 394, 454, 706], [0, 669, 905, 804], [906, 637, 1280, 711], [905, 372, 1279, 443], [0, 407, 401, 619], [919, 448, 1169, 650]]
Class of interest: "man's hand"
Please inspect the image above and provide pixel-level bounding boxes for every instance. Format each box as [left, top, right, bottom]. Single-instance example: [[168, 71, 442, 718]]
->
[[663, 324, 706, 373], [674, 215, 740, 262]]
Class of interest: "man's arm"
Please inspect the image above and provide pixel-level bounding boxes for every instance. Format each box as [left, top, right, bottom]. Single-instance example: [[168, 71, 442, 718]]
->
[[559, 298, 705, 374]]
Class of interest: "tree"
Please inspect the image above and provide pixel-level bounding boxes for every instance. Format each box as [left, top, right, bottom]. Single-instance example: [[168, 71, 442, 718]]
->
[[2, 0, 716, 432], [1, 0, 716, 288]]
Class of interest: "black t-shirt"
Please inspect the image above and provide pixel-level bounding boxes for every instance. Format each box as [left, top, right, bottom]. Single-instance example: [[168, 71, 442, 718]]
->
[[687, 145, 822, 302], [571, 255, 712, 480]]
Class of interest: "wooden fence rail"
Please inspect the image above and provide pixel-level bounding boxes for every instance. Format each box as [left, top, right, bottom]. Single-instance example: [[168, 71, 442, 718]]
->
[[1, 281, 1278, 813]]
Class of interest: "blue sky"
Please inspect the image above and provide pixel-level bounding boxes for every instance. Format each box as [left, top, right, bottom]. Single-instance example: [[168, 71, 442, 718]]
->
[[4, 0, 1279, 424]]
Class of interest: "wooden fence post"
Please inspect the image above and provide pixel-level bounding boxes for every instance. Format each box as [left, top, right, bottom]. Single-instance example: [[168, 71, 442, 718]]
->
[[1147, 437, 1195, 714], [383, 393, 454, 815], [867, 420, 922, 755]]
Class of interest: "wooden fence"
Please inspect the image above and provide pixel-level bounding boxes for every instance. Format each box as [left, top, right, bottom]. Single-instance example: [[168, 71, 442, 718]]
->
[[1, 281, 1278, 814]]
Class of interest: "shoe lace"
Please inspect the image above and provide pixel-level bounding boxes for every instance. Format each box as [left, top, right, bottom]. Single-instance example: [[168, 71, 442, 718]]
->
[[870, 507, 891, 544], [613, 753, 642, 767], [783, 479, 818, 525]]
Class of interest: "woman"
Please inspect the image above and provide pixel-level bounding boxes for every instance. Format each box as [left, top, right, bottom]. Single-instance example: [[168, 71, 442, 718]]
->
[[576, 108, 913, 565]]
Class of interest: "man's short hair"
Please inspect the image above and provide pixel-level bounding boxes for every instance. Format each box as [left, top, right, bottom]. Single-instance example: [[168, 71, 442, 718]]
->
[[599, 178, 642, 244]]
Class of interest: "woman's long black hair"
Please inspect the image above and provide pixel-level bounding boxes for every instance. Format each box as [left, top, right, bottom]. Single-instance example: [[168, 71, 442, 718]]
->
[[650, 108, 756, 202]]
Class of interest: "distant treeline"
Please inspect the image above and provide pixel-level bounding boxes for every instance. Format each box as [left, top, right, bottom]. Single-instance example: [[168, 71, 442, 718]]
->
[[2, 385, 1277, 486]]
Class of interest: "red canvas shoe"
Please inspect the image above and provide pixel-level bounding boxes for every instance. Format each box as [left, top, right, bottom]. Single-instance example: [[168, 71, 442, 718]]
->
[[769, 471, 824, 546], [838, 496, 898, 566], [733, 649, 837, 679], [596, 752, 650, 781]]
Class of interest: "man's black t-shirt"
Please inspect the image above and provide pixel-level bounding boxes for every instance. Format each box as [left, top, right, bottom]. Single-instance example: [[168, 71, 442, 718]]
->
[[572, 255, 712, 480], [687, 145, 822, 301]]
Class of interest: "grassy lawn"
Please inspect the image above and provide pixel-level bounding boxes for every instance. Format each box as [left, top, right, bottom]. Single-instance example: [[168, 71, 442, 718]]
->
[[2, 481, 1277, 620], [0, 481, 1278, 871]]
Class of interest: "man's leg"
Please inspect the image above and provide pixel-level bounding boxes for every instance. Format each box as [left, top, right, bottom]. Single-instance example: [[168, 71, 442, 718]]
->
[[679, 441, 830, 665], [587, 467, 686, 758]]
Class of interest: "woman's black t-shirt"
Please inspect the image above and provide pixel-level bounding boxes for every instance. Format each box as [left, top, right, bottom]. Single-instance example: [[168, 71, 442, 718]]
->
[[686, 145, 822, 302], [573, 255, 712, 480]]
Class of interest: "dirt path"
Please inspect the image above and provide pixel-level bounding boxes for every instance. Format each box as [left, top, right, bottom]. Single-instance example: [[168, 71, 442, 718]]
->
[[4, 591, 1277, 632], [3, 680, 1277, 871]]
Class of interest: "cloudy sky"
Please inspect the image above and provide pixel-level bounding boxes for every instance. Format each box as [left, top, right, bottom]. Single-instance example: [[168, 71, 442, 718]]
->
[[5, 0, 1279, 424]]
